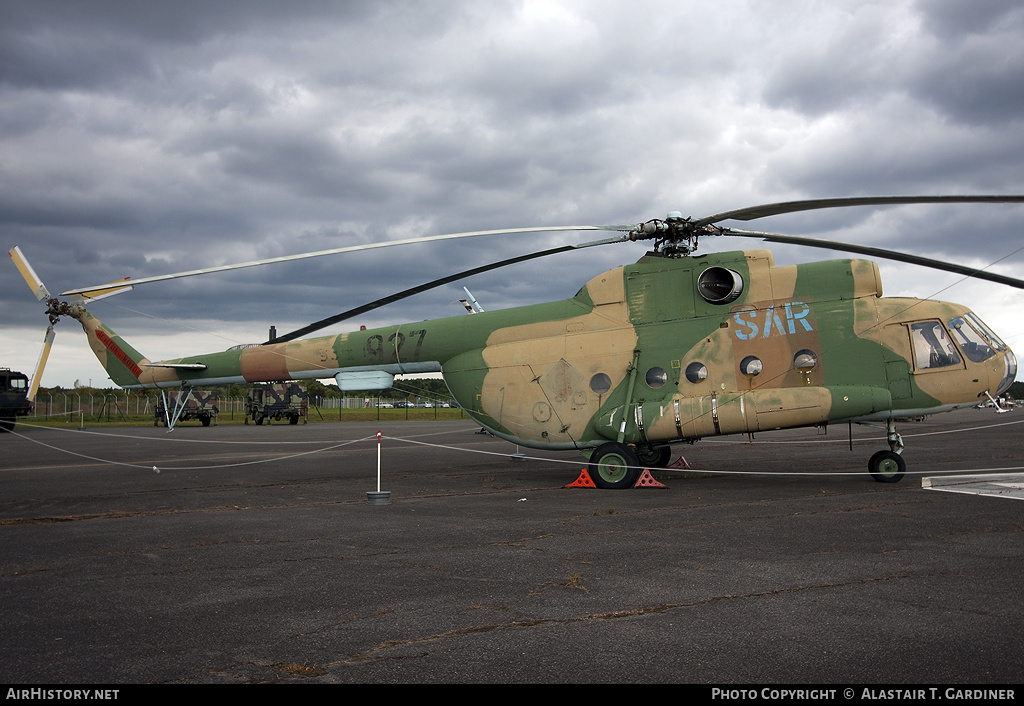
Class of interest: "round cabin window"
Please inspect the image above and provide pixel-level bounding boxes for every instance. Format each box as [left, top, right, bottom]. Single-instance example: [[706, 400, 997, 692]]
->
[[740, 356, 763, 377], [645, 367, 668, 389], [590, 373, 612, 395], [793, 349, 818, 372], [685, 362, 708, 383]]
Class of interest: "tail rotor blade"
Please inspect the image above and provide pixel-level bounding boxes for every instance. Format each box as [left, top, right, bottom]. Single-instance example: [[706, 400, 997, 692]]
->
[[9, 246, 51, 301], [28, 326, 56, 403]]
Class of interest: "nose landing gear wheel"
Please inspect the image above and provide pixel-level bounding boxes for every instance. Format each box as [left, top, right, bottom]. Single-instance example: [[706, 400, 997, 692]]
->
[[589, 443, 641, 489], [868, 450, 905, 483]]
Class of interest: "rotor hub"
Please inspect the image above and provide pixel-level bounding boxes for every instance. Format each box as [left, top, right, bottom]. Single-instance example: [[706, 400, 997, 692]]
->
[[628, 212, 715, 257], [44, 298, 85, 325]]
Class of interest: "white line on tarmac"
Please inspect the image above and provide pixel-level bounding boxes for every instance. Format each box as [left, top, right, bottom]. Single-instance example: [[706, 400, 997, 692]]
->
[[922, 472, 1024, 500]]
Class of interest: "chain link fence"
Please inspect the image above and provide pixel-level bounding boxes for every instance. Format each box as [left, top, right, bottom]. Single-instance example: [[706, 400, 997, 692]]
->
[[27, 391, 464, 424]]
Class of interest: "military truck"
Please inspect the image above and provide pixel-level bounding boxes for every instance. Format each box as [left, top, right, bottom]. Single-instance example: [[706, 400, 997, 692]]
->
[[154, 389, 219, 427], [0, 368, 32, 431], [247, 382, 307, 425]]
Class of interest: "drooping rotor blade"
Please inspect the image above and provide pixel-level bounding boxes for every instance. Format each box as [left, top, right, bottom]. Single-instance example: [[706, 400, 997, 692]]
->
[[9, 246, 51, 301], [28, 326, 56, 403], [62, 225, 630, 297], [694, 195, 1024, 228], [270, 235, 626, 343], [76, 278, 134, 302], [718, 228, 1024, 290], [688, 193, 1024, 227]]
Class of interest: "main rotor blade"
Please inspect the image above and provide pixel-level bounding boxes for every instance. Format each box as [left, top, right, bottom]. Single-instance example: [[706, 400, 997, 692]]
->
[[719, 228, 1024, 290], [269, 235, 626, 343], [62, 225, 627, 297], [695, 195, 1024, 228]]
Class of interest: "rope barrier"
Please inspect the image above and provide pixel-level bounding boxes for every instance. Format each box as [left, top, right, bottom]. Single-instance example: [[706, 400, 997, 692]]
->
[[6, 414, 1024, 479], [6, 426, 378, 472]]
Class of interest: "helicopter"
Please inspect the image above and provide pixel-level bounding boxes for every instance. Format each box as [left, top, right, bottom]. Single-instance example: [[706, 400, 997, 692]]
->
[[9, 195, 1024, 488]]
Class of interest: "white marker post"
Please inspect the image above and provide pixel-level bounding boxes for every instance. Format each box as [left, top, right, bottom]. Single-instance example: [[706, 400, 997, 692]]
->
[[366, 429, 391, 505]]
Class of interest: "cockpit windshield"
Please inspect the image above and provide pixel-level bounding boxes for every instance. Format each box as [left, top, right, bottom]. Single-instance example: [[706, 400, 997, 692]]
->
[[946, 313, 1016, 395], [948, 313, 1007, 363]]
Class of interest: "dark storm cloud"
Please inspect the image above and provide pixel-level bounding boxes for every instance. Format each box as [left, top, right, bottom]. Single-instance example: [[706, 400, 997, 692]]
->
[[763, 5, 1024, 129]]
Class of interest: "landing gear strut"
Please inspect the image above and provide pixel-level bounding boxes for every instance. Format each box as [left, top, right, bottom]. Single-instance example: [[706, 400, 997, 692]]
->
[[868, 419, 905, 483]]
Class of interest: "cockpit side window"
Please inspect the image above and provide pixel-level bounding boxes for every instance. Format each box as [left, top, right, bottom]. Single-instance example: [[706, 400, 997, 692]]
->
[[909, 321, 961, 370]]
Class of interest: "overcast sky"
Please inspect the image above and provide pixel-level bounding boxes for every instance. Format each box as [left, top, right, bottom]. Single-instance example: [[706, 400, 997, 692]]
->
[[3, 0, 1023, 389]]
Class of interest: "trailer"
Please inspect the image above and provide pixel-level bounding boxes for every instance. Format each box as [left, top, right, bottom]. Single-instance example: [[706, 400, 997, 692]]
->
[[155, 390, 219, 427], [247, 382, 307, 425]]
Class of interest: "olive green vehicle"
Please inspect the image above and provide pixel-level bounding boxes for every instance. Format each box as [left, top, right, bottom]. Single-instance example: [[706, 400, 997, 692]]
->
[[0, 368, 32, 431], [247, 382, 307, 425], [154, 389, 219, 427], [11, 196, 1023, 487]]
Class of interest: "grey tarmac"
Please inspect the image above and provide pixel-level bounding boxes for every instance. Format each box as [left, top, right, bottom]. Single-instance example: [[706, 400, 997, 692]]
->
[[1, 409, 1022, 684]]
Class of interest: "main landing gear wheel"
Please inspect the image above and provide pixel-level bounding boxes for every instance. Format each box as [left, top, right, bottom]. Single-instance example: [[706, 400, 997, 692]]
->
[[589, 442, 641, 489], [868, 450, 905, 483], [636, 444, 671, 468]]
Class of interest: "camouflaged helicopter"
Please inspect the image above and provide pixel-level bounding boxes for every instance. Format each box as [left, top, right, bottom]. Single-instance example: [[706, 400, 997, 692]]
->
[[10, 196, 1024, 488]]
